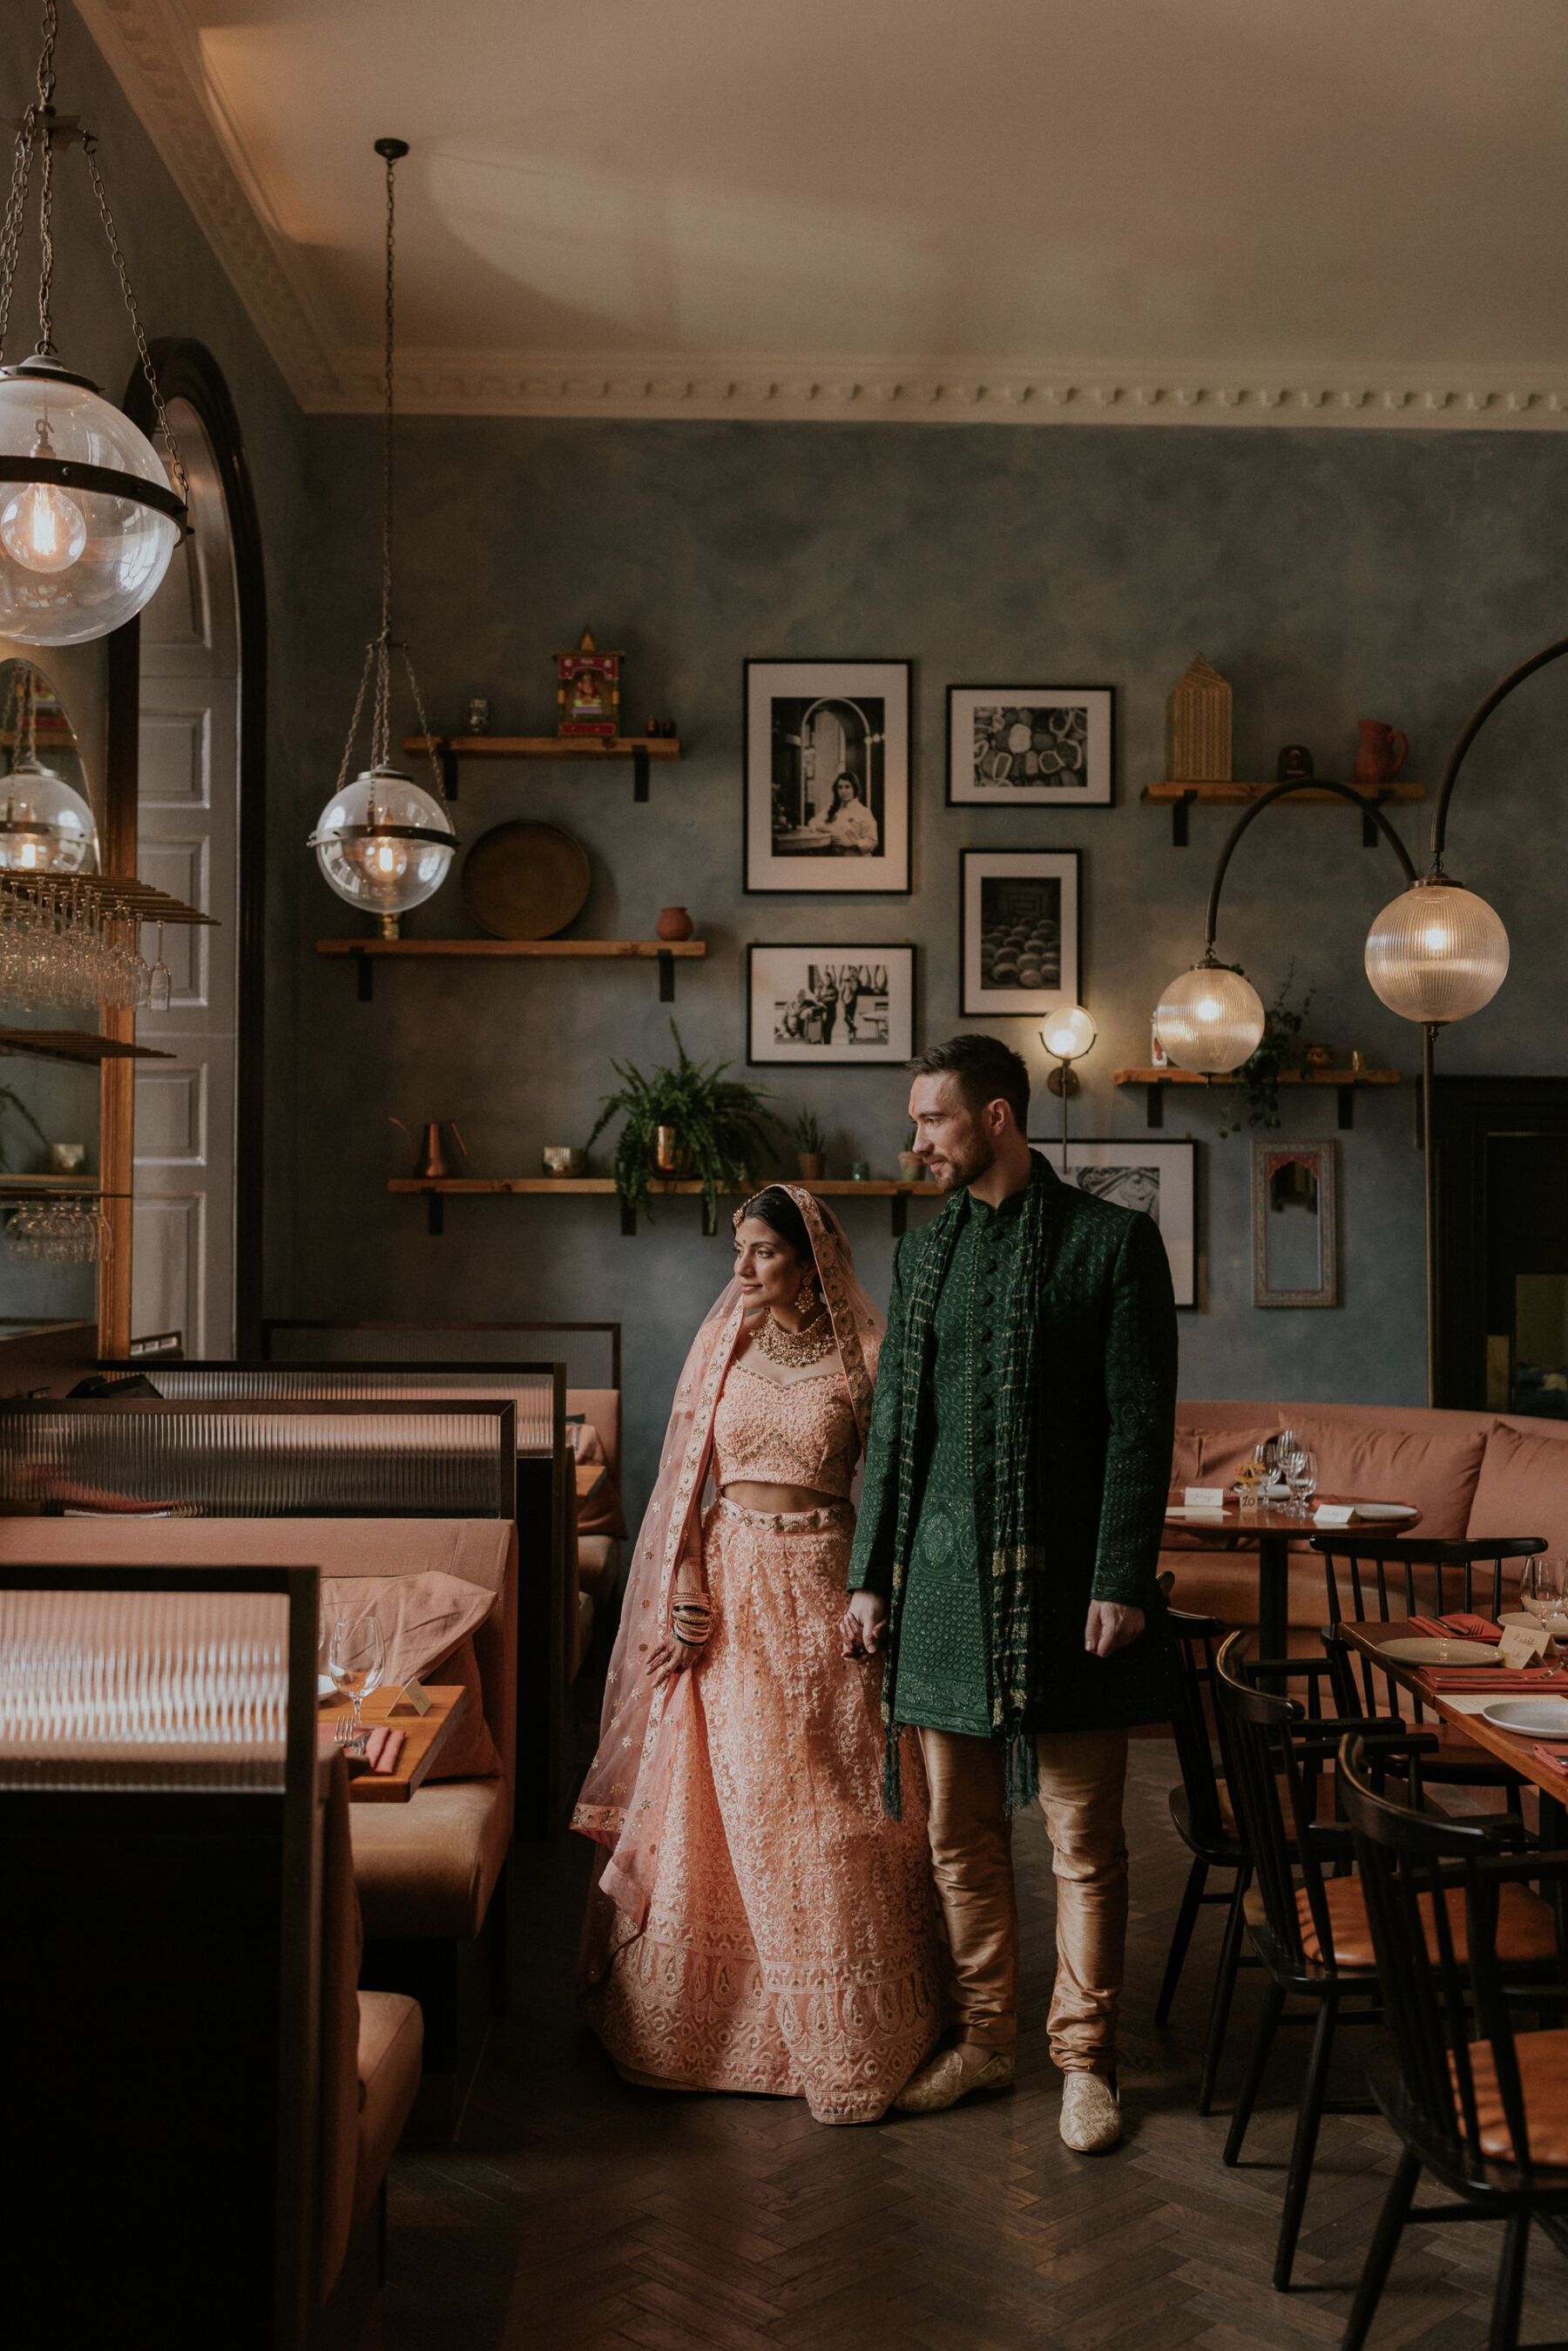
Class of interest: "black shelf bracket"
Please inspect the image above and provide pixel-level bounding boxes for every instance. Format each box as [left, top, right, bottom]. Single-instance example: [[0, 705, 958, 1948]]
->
[[425, 1189, 443, 1236], [620, 1197, 637, 1236], [354, 947, 374, 1003], [633, 747, 650, 802], [1338, 1085, 1355, 1129], [1172, 789, 1196, 847], [658, 949, 675, 1001], [891, 1191, 908, 1237], [440, 741, 458, 801], [1146, 1083, 1165, 1128]]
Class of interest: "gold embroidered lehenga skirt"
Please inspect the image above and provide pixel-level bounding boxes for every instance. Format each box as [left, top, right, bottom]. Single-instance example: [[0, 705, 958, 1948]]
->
[[581, 1497, 940, 2124]]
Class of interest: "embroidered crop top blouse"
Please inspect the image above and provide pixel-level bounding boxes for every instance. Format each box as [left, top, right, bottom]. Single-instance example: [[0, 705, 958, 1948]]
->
[[713, 1358, 865, 1501]]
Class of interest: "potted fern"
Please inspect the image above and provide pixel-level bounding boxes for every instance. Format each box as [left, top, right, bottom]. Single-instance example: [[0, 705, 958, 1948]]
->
[[586, 1023, 784, 1232]]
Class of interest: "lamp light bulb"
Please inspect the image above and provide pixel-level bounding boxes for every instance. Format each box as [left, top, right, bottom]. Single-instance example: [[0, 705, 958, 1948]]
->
[[1364, 879, 1509, 1025], [1039, 1005, 1097, 1061], [1154, 962, 1267, 1074], [0, 478, 88, 575]]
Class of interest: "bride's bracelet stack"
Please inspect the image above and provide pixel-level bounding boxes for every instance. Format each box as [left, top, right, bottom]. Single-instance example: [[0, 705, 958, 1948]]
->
[[671, 1597, 713, 1648]]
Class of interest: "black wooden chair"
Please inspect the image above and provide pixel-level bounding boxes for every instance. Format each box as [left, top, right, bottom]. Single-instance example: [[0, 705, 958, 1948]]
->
[[1157, 1609, 1256, 2114], [1314, 1535, 1545, 1797], [1337, 1731, 1568, 2351], [1214, 1631, 1438, 2289]]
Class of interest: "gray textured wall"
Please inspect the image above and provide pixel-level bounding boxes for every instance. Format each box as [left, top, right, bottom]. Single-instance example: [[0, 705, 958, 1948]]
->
[[286, 415, 1568, 1514]]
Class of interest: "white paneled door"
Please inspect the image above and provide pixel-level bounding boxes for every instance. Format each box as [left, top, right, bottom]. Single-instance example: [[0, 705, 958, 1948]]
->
[[132, 403, 240, 1359]]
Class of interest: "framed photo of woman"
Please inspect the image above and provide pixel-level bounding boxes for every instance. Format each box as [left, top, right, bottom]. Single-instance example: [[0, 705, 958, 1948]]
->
[[947, 686, 1113, 806], [747, 944, 916, 1065], [745, 659, 911, 893], [959, 848, 1081, 1018]]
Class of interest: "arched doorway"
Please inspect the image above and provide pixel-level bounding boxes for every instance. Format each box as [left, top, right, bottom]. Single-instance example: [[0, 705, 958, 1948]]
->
[[120, 344, 267, 1358]]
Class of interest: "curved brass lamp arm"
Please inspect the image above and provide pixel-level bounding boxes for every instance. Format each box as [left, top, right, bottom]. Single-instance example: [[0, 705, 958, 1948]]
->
[[1431, 634, 1568, 864], [1203, 777, 1417, 956]]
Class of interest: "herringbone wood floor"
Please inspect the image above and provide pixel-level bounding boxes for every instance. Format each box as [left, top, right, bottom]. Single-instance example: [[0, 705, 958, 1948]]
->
[[383, 1738, 1568, 2349]]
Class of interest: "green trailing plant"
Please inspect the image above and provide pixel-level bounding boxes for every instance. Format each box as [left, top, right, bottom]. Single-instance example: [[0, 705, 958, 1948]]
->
[[1218, 963, 1317, 1138], [0, 1083, 48, 1174], [587, 1022, 784, 1231], [793, 1107, 824, 1156]]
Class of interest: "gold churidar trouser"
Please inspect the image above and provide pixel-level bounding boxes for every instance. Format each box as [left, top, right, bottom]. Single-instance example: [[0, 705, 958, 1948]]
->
[[914, 1724, 1129, 2075]]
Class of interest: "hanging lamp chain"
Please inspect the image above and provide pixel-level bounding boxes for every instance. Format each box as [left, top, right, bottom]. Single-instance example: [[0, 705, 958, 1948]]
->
[[0, 2, 187, 507], [380, 141, 395, 650]]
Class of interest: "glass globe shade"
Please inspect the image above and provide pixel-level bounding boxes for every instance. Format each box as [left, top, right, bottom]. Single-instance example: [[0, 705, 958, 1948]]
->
[[0, 756, 98, 873], [1363, 879, 1510, 1025], [309, 768, 456, 923], [1040, 1004, 1097, 1061], [0, 361, 181, 647], [1155, 963, 1267, 1074]]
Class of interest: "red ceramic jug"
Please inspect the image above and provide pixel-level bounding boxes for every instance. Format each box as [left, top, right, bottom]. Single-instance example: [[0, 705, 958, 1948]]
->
[[1355, 721, 1408, 783]]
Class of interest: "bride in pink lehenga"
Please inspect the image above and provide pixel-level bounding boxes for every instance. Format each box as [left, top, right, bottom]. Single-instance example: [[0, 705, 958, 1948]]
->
[[573, 1184, 939, 2124]]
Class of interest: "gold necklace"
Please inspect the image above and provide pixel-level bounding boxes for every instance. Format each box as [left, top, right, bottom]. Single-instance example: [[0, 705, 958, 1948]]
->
[[754, 1300, 835, 1368]]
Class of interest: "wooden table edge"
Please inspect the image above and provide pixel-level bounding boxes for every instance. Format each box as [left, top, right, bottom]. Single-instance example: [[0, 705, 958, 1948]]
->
[[321, 1682, 470, 1803]]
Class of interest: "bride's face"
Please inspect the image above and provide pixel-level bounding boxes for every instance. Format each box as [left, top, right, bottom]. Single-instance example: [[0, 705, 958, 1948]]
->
[[733, 1217, 806, 1314]]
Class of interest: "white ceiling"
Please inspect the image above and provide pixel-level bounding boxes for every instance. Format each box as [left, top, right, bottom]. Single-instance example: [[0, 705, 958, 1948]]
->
[[77, 0, 1568, 423]]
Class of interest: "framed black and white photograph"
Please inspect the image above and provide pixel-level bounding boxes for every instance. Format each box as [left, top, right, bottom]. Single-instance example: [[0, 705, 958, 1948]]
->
[[745, 660, 910, 893], [1032, 1137, 1198, 1308], [959, 849, 1080, 1019], [947, 685, 1113, 806], [747, 944, 916, 1066]]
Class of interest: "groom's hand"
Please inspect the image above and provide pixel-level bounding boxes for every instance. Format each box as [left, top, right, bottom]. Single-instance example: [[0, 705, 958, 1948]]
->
[[1085, 1601, 1145, 1658], [841, 1590, 888, 1659]]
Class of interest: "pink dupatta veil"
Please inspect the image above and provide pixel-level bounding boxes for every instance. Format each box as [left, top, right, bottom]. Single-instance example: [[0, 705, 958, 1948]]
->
[[571, 1186, 885, 1926]]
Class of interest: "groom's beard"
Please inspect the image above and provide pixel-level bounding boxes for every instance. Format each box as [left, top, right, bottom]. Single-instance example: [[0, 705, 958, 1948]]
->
[[930, 1131, 994, 1193]]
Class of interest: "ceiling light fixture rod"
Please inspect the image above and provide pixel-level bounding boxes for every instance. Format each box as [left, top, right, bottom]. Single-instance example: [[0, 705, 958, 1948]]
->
[[1430, 633, 1568, 864], [1201, 776, 1416, 957]]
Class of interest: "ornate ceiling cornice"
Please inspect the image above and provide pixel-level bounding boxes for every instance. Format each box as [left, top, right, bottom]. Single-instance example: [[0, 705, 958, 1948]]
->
[[76, 0, 345, 408], [77, 3, 1568, 430], [321, 351, 1568, 425]]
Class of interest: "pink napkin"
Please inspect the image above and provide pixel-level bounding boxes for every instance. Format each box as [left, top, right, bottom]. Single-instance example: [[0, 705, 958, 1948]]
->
[[364, 1726, 404, 1774], [1420, 1666, 1568, 1693], [1407, 1614, 1503, 1643], [1533, 1746, 1568, 1773]]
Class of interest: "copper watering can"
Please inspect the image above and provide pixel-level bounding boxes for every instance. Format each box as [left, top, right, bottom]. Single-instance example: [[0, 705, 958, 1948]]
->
[[390, 1118, 468, 1179]]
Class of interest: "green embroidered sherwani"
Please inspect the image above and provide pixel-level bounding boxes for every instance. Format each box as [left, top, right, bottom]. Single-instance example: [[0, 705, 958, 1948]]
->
[[849, 1155, 1178, 1745]]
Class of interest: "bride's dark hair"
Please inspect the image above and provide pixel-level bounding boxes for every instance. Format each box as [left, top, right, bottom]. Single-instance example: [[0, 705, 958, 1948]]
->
[[737, 1185, 814, 1264]]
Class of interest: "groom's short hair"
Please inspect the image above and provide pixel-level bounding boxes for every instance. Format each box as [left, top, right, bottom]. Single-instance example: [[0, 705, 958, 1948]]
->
[[909, 1034, 1031, 1135]]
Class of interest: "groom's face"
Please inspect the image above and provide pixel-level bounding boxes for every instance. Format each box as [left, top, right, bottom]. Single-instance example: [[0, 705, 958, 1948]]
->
[[909, 1074, 992, 1193]]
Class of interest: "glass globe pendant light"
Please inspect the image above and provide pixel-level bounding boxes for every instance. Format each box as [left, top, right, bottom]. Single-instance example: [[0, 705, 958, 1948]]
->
[[1364, 873, 1510, 1025], [308, 139, 455, 938], [0, 3, 187, 646], [0, 662, 96, 871], [1154, 955, 1266, 1074]]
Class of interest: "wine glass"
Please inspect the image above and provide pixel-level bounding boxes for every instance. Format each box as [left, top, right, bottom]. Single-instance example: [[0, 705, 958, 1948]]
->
[[328, 1616, 385, 1749], [1281, 1445, 1317, 1518], [1519, 1558, 1566, 1631]]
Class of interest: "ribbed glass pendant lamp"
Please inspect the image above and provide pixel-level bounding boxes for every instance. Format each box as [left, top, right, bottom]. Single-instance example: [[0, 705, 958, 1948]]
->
[[0, 3, 186, 645], [0, 662, 96, 871], [1154, 956, 1266, 1074], [308, 139, 455, 938], [1364, 875, 1510, 1024]]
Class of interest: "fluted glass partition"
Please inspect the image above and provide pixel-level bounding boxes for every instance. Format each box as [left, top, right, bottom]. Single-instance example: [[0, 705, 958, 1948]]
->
[[0, 1584, 289, 1790], [145, 1363, 558, 1455], [0, 1399, 516, 1516]]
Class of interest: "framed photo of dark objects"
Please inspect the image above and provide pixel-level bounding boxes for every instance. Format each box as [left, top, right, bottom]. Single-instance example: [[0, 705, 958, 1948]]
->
[[1031, 1136, 1197, 1308], [947, 686, 1113, 806], [745, 660, 911, 893], [747, 944, 916, 1065], [959, 848, 1080, 1019]]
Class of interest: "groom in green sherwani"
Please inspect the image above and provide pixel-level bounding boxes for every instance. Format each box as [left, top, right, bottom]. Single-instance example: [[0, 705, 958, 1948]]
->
[[843, 1034, 1176, 2151]]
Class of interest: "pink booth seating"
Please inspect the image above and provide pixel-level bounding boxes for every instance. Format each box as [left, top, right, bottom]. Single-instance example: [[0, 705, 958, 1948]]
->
[[1164, 1400, 1568, 1644], [0, 1515, 516, 2138], [566, 1386, 626, 1679]]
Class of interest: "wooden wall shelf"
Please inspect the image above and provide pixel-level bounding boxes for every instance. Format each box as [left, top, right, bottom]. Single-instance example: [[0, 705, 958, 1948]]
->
[[403, 734, 680, 803], [1113, 1065, 1400, 1129], [1141, 778, 1425, 846], [389, 1173, 943, 1237], [318, 936, 706, 1003], [0, 1028, 175, 1067]]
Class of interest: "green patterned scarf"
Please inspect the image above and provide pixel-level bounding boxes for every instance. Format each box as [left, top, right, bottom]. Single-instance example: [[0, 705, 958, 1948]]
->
[[882, 1155, 1062, 1815]]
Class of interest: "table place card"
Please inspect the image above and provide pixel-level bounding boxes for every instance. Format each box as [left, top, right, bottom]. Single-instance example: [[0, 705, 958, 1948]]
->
[[1184, 1487, 1227, 1509], [394, 1677, 433, 1717], [1498, 1624, 1551, 1670], [1443, 1694, 1496, 1714], [1314, 1503, 1359, 1526]]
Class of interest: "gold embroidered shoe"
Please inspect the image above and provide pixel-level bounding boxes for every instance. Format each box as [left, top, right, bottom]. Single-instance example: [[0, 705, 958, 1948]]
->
[[893, 2047, 1015, 2115], [1059, 2070, 1122, 2153]]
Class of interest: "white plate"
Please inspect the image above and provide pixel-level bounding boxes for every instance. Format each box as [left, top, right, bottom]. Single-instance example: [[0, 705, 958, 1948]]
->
[[317, 1673, 335, 1701], [1348, 1503, 1418, 1521], [1379, 1636, 1500, 1667], [1479, 1697, 1568, 1736]]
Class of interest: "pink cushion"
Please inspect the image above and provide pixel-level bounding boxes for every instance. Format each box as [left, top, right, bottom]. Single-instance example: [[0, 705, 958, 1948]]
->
[[1467, 1420, 1568, 1556], [1288, 1411, 1489, 1540], [568, 1419, 628, 1540], [322, 1574, 502, 1780]]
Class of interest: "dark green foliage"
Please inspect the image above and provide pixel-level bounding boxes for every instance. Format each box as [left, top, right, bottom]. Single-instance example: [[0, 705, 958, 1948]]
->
[[586, 1022, 784, 1232]]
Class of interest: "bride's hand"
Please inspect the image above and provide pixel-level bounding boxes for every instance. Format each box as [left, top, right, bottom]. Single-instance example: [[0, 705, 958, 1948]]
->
[[648, 1635, 701, 1688]]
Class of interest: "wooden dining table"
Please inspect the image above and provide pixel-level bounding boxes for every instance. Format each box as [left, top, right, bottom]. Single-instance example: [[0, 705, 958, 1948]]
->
[[1338, 1618, 1568, 1834], [317, 1683, 469, 1803], [1166, 1494, 1422, 1665]]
